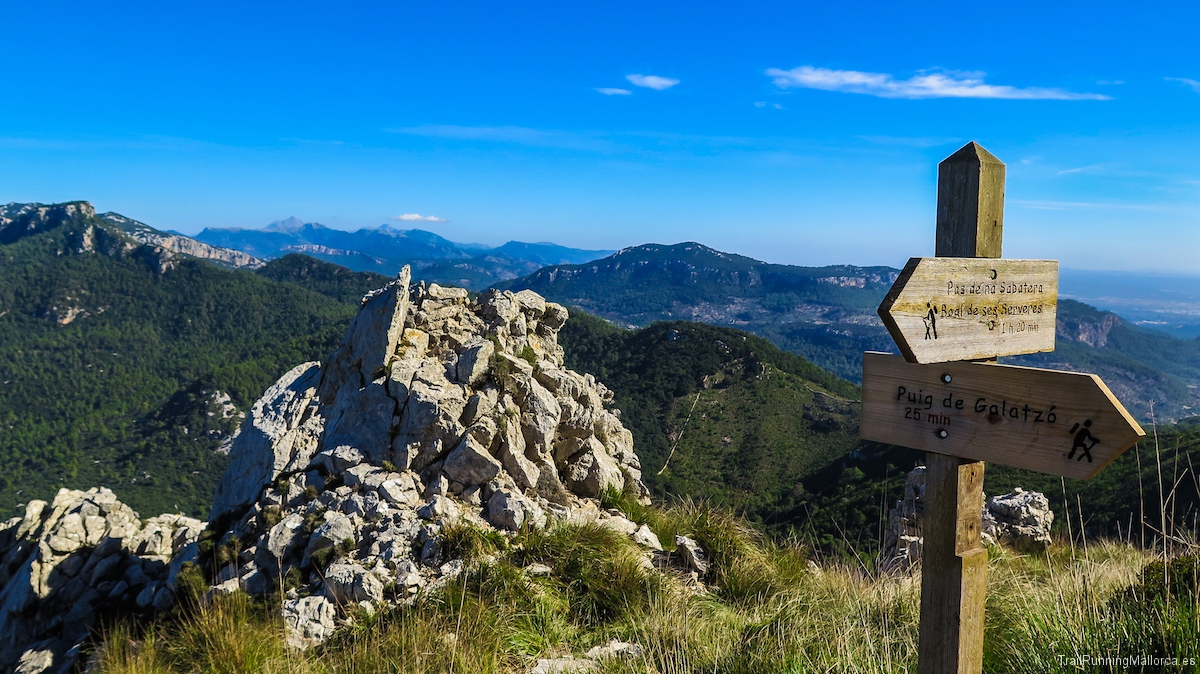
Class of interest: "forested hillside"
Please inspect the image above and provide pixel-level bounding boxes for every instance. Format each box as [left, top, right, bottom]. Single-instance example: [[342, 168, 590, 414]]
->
[[0, 204, 356, 517], [502, 242, 1200, 422]]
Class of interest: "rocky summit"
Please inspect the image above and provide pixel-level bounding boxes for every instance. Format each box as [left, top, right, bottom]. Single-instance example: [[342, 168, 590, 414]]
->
[[0, 267, 654, 672], [208, 267, 650, 648]]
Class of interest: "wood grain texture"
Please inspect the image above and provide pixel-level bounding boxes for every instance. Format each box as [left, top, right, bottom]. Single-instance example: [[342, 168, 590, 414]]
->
[[878, 257, 1058, 363], [918, 453, 986, 674], [918, 141, 1002, 674], [860, 352, 1145, 478], [935, 142, 1005, 259]]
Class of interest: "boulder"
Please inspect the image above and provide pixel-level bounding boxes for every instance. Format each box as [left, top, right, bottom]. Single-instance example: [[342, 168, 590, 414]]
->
[[562, 445, 624, 498], [283, 596, 337, 650], [675, 536, 708, 575], [324, 563, 384, 606], [455, 338, 494, 385], [443, 436, 502, 487], [318, 267, 411, 406], [983, 487, 1054, 552]]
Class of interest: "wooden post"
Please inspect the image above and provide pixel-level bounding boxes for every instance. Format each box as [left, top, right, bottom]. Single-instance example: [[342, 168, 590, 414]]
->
[[918, 141, 1002, 674]]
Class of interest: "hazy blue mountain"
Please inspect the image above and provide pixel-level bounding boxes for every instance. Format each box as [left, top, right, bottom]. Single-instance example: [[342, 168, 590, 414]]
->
[[499, 242, 1200, 423], [194, 219, 615, 289]]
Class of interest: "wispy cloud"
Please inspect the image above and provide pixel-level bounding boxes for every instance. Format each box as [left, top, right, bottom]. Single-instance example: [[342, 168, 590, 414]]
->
[[626, 74, 679, 90], [388, 125, 619, 152], [766, 66, 1110, 100], [1167, 77, 1200, 93], [1056, 163, 1106, 175], [391, 213, 448, 223], [754, 101, 784, 109], [596, 87, 632, 96], [1011, 199, 1162, 212]]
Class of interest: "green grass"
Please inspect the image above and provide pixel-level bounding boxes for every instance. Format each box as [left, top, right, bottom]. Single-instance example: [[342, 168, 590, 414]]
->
[[88, 501, 1195, 674]]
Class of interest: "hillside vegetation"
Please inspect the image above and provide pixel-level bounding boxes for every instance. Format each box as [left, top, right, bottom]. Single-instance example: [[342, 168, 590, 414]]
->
[[0, 204, 356, 517]]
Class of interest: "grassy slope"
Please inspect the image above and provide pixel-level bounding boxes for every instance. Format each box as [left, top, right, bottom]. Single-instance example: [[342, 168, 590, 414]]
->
[[0, 220, 356, 517], [92, 500, 1198, 674]]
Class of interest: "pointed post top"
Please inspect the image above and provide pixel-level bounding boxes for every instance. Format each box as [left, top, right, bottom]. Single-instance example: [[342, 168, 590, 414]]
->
[[941, 140, 1003, 168], [935, 141, 1005, 259]]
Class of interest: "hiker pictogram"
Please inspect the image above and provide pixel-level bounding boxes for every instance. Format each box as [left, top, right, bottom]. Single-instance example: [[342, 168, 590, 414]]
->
[[924, 303, 937, 340], [1067, 419, 1099, 462]]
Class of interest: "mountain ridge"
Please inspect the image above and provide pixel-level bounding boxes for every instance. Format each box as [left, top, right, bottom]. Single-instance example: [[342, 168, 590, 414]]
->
[[500, 242, 1200, 422], [194, 218, 615, 288]]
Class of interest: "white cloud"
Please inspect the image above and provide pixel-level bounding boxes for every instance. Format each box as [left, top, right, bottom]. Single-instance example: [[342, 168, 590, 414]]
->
[[597, 87, 632, 95], [754, 101, 784, 109], [766, 66, 1110, 100], [1167, 77, 1200, 93], [626, 74, 679, 90], [391, 213, 448, 223]]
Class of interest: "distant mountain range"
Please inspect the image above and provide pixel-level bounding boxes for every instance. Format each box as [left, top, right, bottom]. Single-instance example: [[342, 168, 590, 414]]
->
[[499, 242, 1200, 423], [1060, 268, 1200, 339], [192, 217, 614, 289]]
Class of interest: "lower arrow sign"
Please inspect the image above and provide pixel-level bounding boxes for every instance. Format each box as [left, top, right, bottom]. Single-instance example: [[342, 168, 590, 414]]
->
[[860, 352, 1145, 479]]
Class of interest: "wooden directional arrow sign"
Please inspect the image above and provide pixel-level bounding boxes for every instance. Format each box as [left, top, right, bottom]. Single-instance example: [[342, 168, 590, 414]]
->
[[878, 257, 1058, 363], [860, 352, 1145, 479]]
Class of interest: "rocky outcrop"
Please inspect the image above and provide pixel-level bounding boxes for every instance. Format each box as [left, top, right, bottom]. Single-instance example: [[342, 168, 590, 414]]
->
[[206, 269, 650, 648], [877, 466, 1054, 573], [0, 488, 203, 673], [0, 202, 95, 245]]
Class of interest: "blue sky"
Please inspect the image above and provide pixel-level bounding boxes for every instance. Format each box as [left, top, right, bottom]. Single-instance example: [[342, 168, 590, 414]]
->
[[2, 1, 1199, 272]]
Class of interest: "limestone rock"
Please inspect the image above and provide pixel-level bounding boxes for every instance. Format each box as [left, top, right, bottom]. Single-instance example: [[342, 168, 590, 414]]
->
[[877, 466, 1055, 573], [322, 381, 396, 465], [675, 536, 708, 575], [530, 658, 598, 674], [633, 524, 662, 551], [585, 639, 644, 660], [197, 281, 649, 652], [563, 445, 624, 498], [210, 361, 322, 521], [455, 338, 494, 385], [324, 562, 384, 605], [283, 596, 337, 650], [443, 436, 502, 487], [0, 488, 196, 673], [983, 487, 1054, 552], [319, 267, 412, 406]]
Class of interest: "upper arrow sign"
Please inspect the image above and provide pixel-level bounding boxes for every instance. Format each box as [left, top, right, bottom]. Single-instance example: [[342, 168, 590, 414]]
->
[[878, 257, 1058, 363], [860, 352, 1144, 479]]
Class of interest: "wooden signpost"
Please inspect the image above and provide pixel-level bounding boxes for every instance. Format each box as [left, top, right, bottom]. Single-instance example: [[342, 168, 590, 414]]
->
[[861, 142, 1146, 674], [861, 352, 1144, 480], [878, 257, 1059, 363]]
